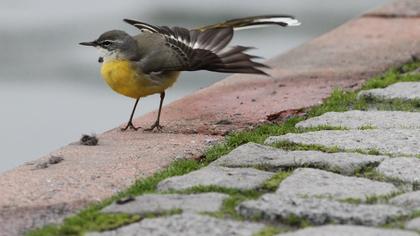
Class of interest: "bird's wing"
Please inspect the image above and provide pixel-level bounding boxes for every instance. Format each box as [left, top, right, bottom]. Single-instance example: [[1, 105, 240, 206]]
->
[[125, 19, 268, 75]]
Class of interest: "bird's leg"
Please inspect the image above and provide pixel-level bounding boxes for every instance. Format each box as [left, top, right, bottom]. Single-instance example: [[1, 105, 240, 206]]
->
[[146, 92, 165, 131], [121, 98, 140, 131]]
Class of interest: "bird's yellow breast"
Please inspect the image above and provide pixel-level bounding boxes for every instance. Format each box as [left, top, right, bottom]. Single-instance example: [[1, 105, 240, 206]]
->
[[100, 59, 180, 99]]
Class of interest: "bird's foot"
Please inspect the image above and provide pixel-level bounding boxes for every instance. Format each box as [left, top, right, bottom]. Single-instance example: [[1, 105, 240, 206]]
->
[[145, 122, 163, 132], [121, 122, 140, 131]]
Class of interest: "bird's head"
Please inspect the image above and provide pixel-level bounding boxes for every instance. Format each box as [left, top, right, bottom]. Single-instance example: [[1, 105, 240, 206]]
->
[[80, 30, 137, 63]]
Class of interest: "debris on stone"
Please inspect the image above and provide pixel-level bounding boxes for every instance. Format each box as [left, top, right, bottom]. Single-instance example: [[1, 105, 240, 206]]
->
[[80, 134, 98, 146], [48, 155, 64, 165], [216, 119, 233, 125]]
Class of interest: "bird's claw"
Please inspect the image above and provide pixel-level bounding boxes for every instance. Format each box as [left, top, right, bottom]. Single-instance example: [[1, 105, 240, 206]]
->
[[121, 122, 139, 131], [145, 122, 163, 132]]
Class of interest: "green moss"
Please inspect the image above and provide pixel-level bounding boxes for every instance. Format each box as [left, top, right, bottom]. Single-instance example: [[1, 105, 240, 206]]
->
[[253, 226, 282, 236], [283, 214, 312, 228], [27, 213, 141, 236], [272, 141, 342, 153], [261, 172, 292, 191]]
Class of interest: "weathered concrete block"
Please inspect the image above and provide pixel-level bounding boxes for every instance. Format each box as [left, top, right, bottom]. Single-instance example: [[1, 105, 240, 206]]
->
[[277, 225, 418, 236], [237, 194, 407, 226], [87, 213, 265, 236], [157, 166, 274, 191], [296, 111, 420, 130], [376, 157, 420, 185], [211, 142, 387, 175], [265, 129, 420, 156], [358, 82, 420, 102], [102, 193, 228, 215], [276, 168, 398, 201]]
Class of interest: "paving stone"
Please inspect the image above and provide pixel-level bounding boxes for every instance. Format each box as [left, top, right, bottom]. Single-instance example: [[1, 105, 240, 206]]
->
[[296, 111, 420, 129], [366, 0, 420, 17], [265, 129, 420, 156], [157, 166, 274, 192], [376, 157, 420, 185], [405, 217, 420, 231], [237, 194, 408, 226], [211, 142, 387, 175], [358, 82, 420, 101], [87, 213, 265, 236], [390, 191, 420, 210], [102, 193, 228, 215], [276, 168, 398, 201], [277, 225, 418, 236]]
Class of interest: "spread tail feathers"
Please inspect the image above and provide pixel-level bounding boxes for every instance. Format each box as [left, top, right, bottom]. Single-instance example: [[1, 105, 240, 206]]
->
[[197, 15, 301, 31]]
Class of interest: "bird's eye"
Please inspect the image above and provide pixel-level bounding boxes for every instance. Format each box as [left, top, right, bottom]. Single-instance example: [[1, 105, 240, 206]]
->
[[101, 41, 112, 47]]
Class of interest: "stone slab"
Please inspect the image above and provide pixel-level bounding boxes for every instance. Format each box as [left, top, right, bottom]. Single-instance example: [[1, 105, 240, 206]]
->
[[276, 168, 398, 201], [237, 194, 408, 226], [157, 166, 274, 192], [366, 0, 420, 17], [87, 213, 265, 236], [296, 111, 420, 129], [277, 225, 418, 236], [377, 157, 420, 184], [358, 82, 420, 102], [390, 191, 420, 210], [0, 132, 214, 236], [211, 142, 387, 175], [265, 129, 420, 157], [102, 193, 228, 214], [405, 217, 420, 231], [134, 16, 420, 135]]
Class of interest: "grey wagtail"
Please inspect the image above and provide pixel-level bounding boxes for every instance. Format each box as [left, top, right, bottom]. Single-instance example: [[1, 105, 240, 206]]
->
[[80, 15, 300, 131]]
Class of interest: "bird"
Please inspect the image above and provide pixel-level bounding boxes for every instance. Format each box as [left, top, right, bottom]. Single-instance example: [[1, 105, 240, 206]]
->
[[80, 15, 300, 131]]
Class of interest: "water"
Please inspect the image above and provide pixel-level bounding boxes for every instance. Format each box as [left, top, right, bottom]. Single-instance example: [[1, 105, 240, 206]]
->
[[0, 0, 391, 173]]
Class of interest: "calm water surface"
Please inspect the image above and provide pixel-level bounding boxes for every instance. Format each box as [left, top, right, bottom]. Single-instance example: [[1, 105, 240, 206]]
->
[[0, 0, 391, 172]]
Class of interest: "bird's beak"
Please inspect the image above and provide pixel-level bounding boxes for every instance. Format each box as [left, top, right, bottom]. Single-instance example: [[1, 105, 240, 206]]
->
[[79, 41, 98, 47]]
